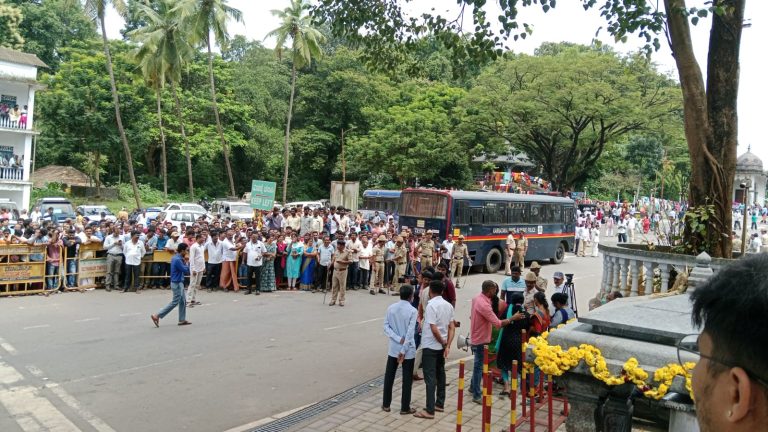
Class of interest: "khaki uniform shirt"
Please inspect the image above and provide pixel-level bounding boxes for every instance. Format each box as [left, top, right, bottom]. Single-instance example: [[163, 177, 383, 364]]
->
[[333, 249, 352, 271], [536, 276, 548, 292], [516, 237, 528, 251], [506, 234, 516, 251], [394, 244, 407, 264], [451, 243, 468, 261], [372, 245, 385, 264], [418, 240, 435, 258]]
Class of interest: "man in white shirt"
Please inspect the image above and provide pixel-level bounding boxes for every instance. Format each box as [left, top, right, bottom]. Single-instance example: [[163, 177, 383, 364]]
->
[[504, 229, 516, 275], [439, 234, 454, 268], [346, 231, 362, 290], [122, 231, 145, 293], [627, 216, 637, 242], [415, 280, 455, 419], [338, 209, 350, 235], [358, 234, 372, 291], [205, 230, 224, 291], [310, 209, 323, 235], [550, 271, 575, 311], [244, 233, 266, 295], [286, 208, 301, 232], [220, 229, 241, 291], [30, 206, 42, 223], [316, 236, 335, 292], [188, 233, 206, 305], [103, 227, 124, 292]]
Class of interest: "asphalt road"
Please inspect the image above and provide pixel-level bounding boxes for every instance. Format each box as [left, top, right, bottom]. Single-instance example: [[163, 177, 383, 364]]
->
[[0, 251, 604, 432]]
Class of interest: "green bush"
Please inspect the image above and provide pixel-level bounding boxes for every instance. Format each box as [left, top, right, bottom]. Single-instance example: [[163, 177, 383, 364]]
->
[[116, 183, 167, 206], [31, 183, 69, 203]]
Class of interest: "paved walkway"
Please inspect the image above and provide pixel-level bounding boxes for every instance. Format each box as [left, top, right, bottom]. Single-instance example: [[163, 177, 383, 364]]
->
[[284, 359, 568, 432]]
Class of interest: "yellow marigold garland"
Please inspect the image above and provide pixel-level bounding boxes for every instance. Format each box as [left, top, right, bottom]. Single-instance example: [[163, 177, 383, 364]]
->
[[523, 324, 696, 400]]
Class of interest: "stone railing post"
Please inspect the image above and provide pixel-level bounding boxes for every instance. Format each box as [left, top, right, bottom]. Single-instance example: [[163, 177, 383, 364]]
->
[[659, 263, 670, 293], [687, 252, 714, 291], [629, 260, 639, 297], [643, 261, 654, 296]]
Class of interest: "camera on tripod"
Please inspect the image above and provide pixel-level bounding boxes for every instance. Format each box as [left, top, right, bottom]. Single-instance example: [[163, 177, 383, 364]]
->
[[564, 273, 578, 317]]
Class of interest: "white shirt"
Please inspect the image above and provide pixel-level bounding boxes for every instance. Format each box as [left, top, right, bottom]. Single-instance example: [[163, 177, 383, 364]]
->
[[123, 240, 145, 266], [553, 283, 574, 310], [104, 235, 123, 255], [591, 227, 600, 243], [421, 295, 455, 350], [205, 239, 224, 264], [244, 240, 266, 267], [189, 242, 206, 272], [222, 238, 237, 262], [441, 240, 454, 260], [347, 239, 362, 262], [30, 210, 42, 222], [339, 215, 350, 234], [358, 242, 372, 270]]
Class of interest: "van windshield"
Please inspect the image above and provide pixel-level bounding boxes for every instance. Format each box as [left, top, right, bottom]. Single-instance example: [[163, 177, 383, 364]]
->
[[229, 204, 251, 214], [45, 203, 74, 215]]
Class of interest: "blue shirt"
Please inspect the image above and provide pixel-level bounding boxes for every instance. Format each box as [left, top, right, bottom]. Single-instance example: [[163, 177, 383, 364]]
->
[[156, 236, 168, 250], [170, 254, 189, 283], [501, 276, 526, 304], [383, 300, 418, 359]]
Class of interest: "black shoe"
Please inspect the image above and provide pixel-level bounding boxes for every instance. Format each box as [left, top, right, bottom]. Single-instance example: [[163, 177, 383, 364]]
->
[[244, 290, 251, 295], [253, 291, 260, 295]]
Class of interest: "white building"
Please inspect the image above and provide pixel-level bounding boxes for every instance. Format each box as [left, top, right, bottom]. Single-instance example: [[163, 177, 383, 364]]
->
[[734, 146, 767, 205], [0, 47, 46, 211]]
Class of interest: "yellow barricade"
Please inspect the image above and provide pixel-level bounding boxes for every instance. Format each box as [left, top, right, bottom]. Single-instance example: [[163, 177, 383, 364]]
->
[[0, 244, 49, 296], [73, 243, 107, 290]]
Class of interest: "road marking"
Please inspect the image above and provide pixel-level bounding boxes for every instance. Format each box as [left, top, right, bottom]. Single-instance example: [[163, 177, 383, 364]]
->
[[25, 365, 45, 378], [0, 360, 24, 385], [119, 312, 142, 317], [0, 338, 17, 355], [0, 385, 83, 431], [45, 383, 117, 432], [323, 318, 382, 331], [223, 402, 316, 432], [67, 353, 204, 384], [22, 325, 50, 330], [74, 318, 101, 323]]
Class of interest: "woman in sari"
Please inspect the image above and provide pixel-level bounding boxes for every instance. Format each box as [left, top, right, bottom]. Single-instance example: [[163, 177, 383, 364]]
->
[[285, 237, 304, 290], [260, 234, 277, 292], [275, 234, 287, 289], [299, 237, 317, 291]]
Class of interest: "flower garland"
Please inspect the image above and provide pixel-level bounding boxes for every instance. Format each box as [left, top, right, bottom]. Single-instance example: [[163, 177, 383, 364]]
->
[[523, 327, 696, 400]]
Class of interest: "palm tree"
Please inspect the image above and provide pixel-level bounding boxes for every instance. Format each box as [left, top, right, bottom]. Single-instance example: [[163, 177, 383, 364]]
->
[[175, 0, 242, 198], [267, 0, 325, 204], [84, 0, 142, 209], [135, 49, 169, 199], [128, 0, 196, 198]]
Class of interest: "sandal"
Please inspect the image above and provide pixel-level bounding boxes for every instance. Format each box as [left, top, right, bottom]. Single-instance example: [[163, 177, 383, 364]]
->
[[381, 407, 391, 412], [177, 320, 192, 326], [151, 314, 159, 328], [499, 391, 509, 396], [434, 406, 444, 412], [400, 408, 416, 415], [413, 411, 434, 419]]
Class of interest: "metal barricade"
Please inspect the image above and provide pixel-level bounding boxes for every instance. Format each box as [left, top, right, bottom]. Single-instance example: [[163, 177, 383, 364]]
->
[[0, 244, 49, 296], [74, 243, 107, 289]]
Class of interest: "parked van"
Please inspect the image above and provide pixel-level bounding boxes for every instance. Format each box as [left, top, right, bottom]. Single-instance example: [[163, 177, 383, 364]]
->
[[34, 197, 76, 223]]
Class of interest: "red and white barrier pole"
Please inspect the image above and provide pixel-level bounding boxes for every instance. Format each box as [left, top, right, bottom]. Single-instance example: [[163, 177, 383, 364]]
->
[[510, 360, 518, 432], [529, 371, 536, 432], [521, 330, 528, 419], [547, 374, 554, 432], [482, 346, 489, 432], [456, 360, 465, 432]]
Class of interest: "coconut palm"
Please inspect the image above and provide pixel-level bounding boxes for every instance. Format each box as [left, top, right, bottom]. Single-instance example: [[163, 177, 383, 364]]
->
[[134, 50, 169, 199], [175, 0, 242, 198], [83, 0, 142, 208], [267, 0, 325, 204], [128, 0, 196, 198]]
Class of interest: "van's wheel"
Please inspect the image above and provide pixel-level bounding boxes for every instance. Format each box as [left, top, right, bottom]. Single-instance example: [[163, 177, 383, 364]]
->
[[484, 248, 503, 273], [550, 243, 566, 265]]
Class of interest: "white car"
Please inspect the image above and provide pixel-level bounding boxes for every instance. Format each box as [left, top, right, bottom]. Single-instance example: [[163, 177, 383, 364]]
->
[[155, 209, 210, 230], [210, 200, 254, 221], [76, 205, 118, 223], [163, 202, 207, 214], [284, 201, 325, 211]]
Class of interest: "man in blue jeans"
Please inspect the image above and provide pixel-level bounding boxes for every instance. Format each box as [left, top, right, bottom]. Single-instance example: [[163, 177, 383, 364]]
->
[[469, 281, 517, 404], [151, 243, 191, 327]]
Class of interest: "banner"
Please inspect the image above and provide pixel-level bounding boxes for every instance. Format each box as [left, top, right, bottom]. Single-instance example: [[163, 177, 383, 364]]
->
[[78, 257, 107, 278], [250, 180, 277, 210], [0, 262, 44, 283]]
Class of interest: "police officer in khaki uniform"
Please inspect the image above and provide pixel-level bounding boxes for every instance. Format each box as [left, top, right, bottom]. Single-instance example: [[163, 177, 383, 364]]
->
[[450, 235, 468, 286], [505, 228, 516, 275], [392, 236, 408, 294], [370, 235, 387, 295], [514, 229, 528, 269], [329, 240, 352, 306], [529, 261, 547, 292], [417, 231, 435, 269]]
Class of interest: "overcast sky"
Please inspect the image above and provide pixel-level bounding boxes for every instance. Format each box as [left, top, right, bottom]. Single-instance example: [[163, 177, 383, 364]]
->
[[106, 0, 767, 165]]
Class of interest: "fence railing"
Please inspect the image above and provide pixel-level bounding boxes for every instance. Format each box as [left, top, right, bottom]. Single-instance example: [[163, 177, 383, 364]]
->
[[0, 167, 24, 181], [598, 243, 731, 297], [0, 116, 29, 130]]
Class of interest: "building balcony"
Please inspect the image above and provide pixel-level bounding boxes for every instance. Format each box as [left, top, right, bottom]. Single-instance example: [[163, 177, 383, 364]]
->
[[0, 166, 24, 181], [0, 116, 30, 131]]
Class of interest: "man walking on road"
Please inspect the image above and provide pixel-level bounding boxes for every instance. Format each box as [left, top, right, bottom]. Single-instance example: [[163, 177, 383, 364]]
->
[[188, 234, 205, 306], [382, 285, 418, 415], [414, 280, 455, 420], [151, 243, 191, 327]]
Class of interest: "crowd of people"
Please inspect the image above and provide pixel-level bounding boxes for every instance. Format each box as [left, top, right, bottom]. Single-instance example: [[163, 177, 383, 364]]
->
[[0, 205, 478, 304]]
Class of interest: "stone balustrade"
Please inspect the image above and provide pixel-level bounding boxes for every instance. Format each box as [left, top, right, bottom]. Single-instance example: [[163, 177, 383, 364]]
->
[[598, 243, 733, 297]]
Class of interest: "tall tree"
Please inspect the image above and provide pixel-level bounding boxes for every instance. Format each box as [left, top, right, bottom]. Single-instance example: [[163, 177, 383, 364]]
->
[[267, 0, 325, 204], [175, 0, 242, 197], [83, 0, 142, 209], [313, 0, 746, 257], [0, 0, 23, 50], [128, 0, 196, 198]]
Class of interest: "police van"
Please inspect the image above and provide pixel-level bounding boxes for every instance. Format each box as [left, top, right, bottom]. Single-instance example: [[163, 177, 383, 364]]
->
[[210, 199, 254, 221]]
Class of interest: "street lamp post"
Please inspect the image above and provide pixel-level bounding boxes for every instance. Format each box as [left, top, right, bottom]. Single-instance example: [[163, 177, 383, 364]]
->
[[740, 180, 751, 255]]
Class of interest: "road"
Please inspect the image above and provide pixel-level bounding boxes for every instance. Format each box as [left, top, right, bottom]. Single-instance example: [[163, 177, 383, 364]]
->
[[0, 251, 604, 432]]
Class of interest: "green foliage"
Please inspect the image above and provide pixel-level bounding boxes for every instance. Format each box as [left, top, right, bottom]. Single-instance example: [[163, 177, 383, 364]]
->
[[0, 0, 24, 50], [31, 183, 67, 203], [116, 182, 167, 205], [673, 202, 719, 255]]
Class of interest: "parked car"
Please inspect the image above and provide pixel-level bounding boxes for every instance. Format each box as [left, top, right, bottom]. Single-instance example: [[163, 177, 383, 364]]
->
[[163, 202, 208, 215], [76, 205, 117, 223], [34, 197, 76, 223], [0, 198, 20, 224], [128, 207, 163, 223], [283, 201, 325, 210], [155, 209, 210, 230], [210, 199, 254, 221]]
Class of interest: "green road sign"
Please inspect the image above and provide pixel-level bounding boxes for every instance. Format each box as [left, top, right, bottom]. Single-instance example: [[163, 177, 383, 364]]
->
[[250, 180, 277, 210]]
